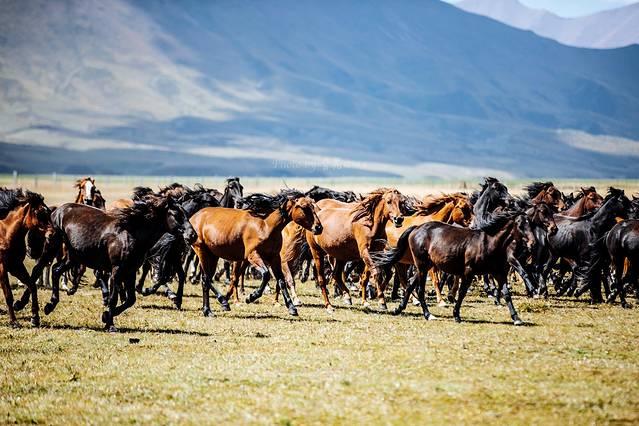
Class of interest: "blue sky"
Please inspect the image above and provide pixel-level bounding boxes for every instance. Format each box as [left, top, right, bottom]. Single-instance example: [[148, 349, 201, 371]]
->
[[445, 0, 637, 17]]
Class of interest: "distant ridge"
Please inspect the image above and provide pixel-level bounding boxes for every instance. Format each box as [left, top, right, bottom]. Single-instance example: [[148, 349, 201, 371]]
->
[[1, 0, 639, 178], [456, 0, 639, 48]]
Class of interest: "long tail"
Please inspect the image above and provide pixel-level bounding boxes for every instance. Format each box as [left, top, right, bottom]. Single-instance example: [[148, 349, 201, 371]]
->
[[371, 225, 418, 270]]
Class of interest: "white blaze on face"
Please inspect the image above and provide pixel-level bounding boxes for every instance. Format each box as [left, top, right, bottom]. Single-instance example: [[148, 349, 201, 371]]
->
[[84, 180, 94, 202]]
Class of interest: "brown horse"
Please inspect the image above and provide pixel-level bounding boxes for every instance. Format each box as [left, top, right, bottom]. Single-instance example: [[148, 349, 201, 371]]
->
[[560, 187, 603, 217], [524, 182, 565, 211], [306, 188, 404, 311], [74, 177, 105, 208], [0, 188, 51, 327], [190, 190, 322, 317], [383, 193, 473, 305]]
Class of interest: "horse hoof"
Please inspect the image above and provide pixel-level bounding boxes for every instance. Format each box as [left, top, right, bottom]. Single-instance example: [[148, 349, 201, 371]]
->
[[533, 294, 541, 300], [363, 301, 370, 308], [437, 300, 447, 308], [221, 303, 231, 312], [167, 292, 177, 301], [379, 303, 388, 311], [426, 314, 437, 321], [326, 306, 335, 314], [288, 307, 299, 316], [391, 308, 402, 316], [412, 299, 420, 306], [454, 317, 462, 323], [293, 298, 303, 307], [9, 321, 21, 329], [66, 288, 77, 296], [513, 319, 524, 326], [44, 303, 54, 315], [622, 302, 631, 309], [203, 308, 214, 318], [106, 325, 117, 333], [31, 316, 40, 328], [101, 311, 111, 324], [344, 297, 353, 306]]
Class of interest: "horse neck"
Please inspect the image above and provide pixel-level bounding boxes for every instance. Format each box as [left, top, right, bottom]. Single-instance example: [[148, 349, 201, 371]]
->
[[220, 187, 233, 208], [367, 200, 389, 236], [431, 203, 454, 223], [1, 206, 29, 244], [563, 197, 587, 217], [590, 201, 619, 234], [263, 208, 290, 235], [481, 219, 516, 251]]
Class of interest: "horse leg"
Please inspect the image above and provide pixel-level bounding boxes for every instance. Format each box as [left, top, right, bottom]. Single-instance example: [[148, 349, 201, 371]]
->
[[390, 265, 402, 301], [333, 260, 352, 306], [281, 259, 302, 306], [393, 271, 420, 316], [496, 272, 523, 325], [245, 252, 272, 304], [268, 255, 298, 316], [309, 242, 333, 312], [45, 257, 73, 315], [429, 268, 446, 307], [173, 261, 186, 310], [195, 248, 223, 316], [102, 267, 122, 332], [413, 260, 435, 320], [453, 276, 473, 323], [226, 261, 246, 304], [0, 263, 18, 327], [508, 254, 536, 298], [11, 263, 40, 327], [358, 263, 370, 306], [136, 261, 151, 294]]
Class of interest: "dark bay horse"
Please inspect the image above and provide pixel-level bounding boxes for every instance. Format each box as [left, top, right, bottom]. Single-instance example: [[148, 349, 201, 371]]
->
[[606, 218, 639, 307], [40, 197, 196, 331], [307, 188, 404, 311], [373, 211, 535, 325], [190, 190, 322, 317], [0, 188, 51, 327], [546, 188, 631, 303]]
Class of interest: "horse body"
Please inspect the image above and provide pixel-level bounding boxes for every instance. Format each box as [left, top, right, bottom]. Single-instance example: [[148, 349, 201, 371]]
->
[[0, 188, 51, 327], [606, 219, 639, 307], [373, 212, 534, 325], [190, 190, 322, 317], [42, 199, 195, 331], [307, 188, 404, 310]]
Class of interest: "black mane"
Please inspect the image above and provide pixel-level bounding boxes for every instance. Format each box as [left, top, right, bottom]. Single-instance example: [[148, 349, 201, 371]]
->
[[239, 189, 304, 218], [0, 187, 45, 220], [112, 199, 167, 229], [524, 182, 554, 199]]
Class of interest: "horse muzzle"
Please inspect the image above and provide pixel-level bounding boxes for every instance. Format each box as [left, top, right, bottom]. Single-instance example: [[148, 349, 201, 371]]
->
[[391, 216, 404, 228], [312, 224, 323, 235], [84, 198, 93, 206]]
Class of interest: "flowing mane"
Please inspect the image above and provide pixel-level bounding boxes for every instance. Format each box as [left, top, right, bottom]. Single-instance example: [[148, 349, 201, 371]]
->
[[0, 187, 45, 220], [351, 188, 397, 225], [112, 198, 167, 229], [74, 177, 93, 189], [524, 181, 554, 199], [239, 189, 304, 218], [132, 186, 154, 201], [476, 211, 518, 235], [413, 194, 457, 216]]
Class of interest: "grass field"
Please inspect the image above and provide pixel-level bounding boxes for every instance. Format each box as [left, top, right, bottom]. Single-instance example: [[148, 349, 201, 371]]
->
[[1, 176, 639, 424]]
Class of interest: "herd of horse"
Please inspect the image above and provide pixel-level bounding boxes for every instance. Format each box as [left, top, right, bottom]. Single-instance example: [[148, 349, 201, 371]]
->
[[0, 177, 638, 332]]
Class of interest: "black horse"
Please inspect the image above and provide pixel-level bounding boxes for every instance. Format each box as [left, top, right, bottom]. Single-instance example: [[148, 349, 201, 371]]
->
[[373, 211, 535, 325], [606, 218, 639, 308], [545, 188, 631, 303], [305, 185, 359, 203], [136, 186, 222, 309], [39, 196, 196, 331]]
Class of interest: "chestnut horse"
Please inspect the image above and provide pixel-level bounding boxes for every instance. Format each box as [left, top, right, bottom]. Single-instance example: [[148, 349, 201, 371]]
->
[[74, 177, 106, 209], [190, 190, 322, 317], [306, 188, 404, 311], [524, 182, 565, 211], [0, 188, 51, 327]]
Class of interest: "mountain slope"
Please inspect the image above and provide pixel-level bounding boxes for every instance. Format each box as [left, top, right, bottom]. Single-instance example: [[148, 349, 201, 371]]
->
[[456, 0, 639, 48], [1, 0, 639, 178]]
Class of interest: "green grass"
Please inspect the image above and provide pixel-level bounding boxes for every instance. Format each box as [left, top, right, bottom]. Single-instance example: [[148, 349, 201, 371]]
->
[[2, 271, 639, 425]]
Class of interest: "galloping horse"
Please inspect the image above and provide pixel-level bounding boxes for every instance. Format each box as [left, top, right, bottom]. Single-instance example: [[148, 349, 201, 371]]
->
[[606, 216, 639, 307], [373, 211, 535, 325], [307, 188, 404, 311], [0, 188, 51, 327], [40, 197, 196, 331], [560, 187, 603, 217], [190, 190, 322, 317], [524, 182, 566, 211], [382, 193, 473, 305]]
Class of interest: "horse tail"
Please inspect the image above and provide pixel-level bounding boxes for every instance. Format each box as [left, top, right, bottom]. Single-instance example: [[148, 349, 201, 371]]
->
[[371, 225, 418, 270]]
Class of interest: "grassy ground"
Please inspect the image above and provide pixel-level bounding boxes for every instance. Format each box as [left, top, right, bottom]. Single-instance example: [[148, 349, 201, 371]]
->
[[1, 272, 639, 425], [1, 176, 639, 424]]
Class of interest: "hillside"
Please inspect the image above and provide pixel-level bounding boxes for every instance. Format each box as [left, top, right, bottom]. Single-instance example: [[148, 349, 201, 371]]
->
[[1, 0, 638, 177]]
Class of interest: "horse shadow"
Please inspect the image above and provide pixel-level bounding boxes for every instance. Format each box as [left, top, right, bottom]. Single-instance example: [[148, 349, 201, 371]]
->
[[42, 323, 216, 336]]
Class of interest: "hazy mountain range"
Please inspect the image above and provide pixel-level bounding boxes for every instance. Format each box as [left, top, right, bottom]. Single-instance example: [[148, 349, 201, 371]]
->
[[1, 0, 638, 178], [456, 0, 639, 49]]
